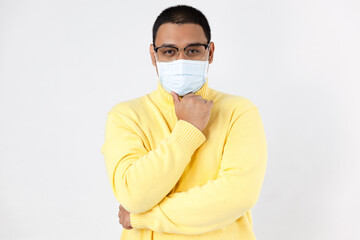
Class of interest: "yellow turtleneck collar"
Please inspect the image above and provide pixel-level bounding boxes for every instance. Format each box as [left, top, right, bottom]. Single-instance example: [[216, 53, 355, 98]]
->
[[149, 77, 216, 113]]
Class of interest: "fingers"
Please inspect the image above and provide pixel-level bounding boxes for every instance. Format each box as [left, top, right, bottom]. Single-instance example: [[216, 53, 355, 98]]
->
[[119, 205, 124, 224], [200, 98, 213, 104], [171, 91, 180, 105], [203, 99, 214, 109], [119, 205, 133, 229], [171, 91, 214, 107]]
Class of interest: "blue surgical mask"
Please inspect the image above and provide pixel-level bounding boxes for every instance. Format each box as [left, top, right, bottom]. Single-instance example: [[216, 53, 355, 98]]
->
[[156, 59, 209, 96]]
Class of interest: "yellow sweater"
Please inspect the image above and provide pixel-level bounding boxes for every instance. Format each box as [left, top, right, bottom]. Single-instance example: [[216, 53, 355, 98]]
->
[[101, 78, 267, 239]]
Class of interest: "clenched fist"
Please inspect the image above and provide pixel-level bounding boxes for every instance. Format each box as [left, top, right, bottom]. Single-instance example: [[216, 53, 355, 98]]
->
[[171, 91, 214, 131], [118, 205, 133, 230]]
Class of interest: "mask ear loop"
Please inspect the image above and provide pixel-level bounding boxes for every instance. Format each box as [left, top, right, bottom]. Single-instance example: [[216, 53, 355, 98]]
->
[[206, 47, 210, 62], [205, 45, 210, 76], [154, 49, 159, 64], [154, 49, 161, 79]]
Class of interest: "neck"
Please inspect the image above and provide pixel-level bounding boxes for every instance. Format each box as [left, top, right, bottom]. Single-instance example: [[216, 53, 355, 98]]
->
[[150, 77, 213, 113]]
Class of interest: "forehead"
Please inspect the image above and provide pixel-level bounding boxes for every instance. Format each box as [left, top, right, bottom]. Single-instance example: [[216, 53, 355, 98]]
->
[[155, 23, 207, 47]]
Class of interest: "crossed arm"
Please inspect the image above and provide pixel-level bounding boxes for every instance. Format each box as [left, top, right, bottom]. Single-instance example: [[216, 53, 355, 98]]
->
[[104, 105, 267, 235]]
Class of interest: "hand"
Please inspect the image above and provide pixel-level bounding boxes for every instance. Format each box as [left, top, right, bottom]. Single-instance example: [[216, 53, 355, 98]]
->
[[118, 204, 133, 230], [171, 91, 214, 131]]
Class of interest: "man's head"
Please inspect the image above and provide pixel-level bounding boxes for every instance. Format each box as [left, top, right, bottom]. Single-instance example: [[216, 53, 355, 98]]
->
[[152, 5, 211, 46], [150, 5, 215, 68]]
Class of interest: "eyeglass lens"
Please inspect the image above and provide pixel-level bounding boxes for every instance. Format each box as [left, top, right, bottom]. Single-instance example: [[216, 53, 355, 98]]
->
[[156, 44, 208, 62]]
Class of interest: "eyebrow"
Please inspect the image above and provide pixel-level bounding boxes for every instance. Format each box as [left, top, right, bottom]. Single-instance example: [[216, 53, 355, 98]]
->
[[157, 42, 206, 48]]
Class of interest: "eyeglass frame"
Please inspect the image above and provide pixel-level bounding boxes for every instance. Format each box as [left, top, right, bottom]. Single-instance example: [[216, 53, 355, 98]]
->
[[153, 43, 210, 61]]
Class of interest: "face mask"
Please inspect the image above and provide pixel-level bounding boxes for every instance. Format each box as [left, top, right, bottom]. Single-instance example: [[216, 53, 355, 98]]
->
[[156, 59, 209, 96]]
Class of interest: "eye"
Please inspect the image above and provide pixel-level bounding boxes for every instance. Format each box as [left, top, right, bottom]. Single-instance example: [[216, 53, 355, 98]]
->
[[159, 47, 177, 56], [188, 49, 199, 54], [186, 47, 201, 56]]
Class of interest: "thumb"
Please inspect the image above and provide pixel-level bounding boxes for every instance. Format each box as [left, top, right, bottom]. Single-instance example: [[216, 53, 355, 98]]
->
[[171, 91, 180, 105]]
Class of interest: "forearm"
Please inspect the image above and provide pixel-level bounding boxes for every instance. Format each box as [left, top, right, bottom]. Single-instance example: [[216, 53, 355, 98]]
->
[[129, 159, 266, 235], [129, 106, 268, 234], [102, 116, 206, 214]]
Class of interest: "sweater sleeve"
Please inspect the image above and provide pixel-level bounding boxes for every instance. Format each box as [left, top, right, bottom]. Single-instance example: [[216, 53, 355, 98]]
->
[[101, 109, 206, 214], [129, 106, 268, 235]]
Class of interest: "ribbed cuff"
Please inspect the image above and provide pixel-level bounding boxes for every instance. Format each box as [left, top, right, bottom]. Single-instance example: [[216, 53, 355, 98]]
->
[[130, 213, 151, 230], [171, 120, 206, 155], [130, 206, 160, 230]]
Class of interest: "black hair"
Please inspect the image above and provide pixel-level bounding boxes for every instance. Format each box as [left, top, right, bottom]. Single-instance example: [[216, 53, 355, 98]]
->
[[152, 5, 211, 46]]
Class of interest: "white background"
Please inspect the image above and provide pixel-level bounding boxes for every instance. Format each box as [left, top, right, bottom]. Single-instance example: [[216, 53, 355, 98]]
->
[[1, 0, 359, 239]]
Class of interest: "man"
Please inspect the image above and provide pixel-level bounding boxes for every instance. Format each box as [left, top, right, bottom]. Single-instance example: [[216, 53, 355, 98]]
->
[[101, 5, 267, 240]]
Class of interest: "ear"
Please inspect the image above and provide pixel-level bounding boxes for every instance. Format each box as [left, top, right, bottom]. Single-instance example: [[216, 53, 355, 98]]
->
[[150, 43, 156, 66], [208, 41, 215, 64]]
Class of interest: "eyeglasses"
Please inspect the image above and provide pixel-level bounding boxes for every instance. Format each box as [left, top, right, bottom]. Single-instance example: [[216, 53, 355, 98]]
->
[[154, 43, 209, 62]]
